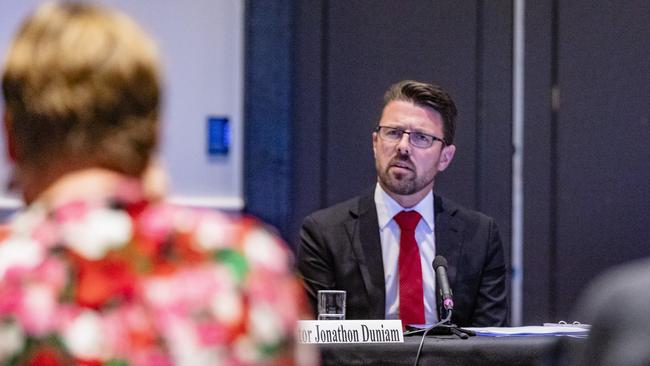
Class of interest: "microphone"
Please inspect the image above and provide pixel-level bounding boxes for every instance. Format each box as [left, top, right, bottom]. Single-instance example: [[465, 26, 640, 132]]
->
[[432, 255, 453, 311]]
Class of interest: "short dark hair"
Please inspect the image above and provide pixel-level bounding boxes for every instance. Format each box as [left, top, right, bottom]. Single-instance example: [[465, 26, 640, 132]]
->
[[383, 80, 457, 145]]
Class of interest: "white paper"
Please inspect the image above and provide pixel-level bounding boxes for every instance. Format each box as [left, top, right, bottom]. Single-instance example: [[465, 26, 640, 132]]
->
[[464, 326, 589, 337]]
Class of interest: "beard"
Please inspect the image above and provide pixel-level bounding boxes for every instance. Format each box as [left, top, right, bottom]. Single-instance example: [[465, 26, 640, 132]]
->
[[376, 154, 435, 196]]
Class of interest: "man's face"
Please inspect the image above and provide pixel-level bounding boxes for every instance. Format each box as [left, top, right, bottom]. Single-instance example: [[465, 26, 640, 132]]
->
[[372, 100, 456, 207]]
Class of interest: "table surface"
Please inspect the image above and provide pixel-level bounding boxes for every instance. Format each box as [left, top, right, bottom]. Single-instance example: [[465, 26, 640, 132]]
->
[[317, 334, 584, 366]]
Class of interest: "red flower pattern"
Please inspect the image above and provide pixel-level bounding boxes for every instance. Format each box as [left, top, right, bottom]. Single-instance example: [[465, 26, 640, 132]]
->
[[0, 181, 310, 365]]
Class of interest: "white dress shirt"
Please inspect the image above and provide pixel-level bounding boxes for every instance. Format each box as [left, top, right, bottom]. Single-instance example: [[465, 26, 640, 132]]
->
[[374, 182, 438, 324]]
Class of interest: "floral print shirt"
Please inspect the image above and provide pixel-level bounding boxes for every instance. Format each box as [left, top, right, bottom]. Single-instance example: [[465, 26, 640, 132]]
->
[[0, 180, 307, 365]]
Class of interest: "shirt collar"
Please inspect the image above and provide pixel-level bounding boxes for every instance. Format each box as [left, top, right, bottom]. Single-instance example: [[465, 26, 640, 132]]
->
[[374, 182, 434, 231]]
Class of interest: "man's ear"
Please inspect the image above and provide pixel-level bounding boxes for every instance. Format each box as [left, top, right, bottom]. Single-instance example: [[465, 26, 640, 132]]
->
[[436, 144, 456, 172], [372, 131, 378, 159], [3, 109, 17, 162]]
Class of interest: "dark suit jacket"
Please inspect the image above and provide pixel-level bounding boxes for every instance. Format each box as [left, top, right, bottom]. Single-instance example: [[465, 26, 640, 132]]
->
[[297, 190, 508, 327]]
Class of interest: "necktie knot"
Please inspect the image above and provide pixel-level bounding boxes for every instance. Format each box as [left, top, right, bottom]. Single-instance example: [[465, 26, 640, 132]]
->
[[394, 210, 421, 231]]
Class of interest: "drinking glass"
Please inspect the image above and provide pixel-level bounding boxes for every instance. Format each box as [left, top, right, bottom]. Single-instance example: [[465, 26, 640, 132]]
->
[[317, 290, 346, 320]]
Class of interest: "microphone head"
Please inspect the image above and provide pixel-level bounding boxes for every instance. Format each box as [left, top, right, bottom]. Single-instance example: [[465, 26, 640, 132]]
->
[[432, 255, 448, 269]]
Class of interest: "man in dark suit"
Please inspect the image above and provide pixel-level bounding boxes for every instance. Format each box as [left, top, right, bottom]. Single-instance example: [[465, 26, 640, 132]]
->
[[297, 80, 507, 327]]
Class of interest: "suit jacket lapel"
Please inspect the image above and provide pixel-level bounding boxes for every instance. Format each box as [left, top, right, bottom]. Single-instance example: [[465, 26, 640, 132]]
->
[[347, 191, 386, 319], [434, 194, 462, 295]]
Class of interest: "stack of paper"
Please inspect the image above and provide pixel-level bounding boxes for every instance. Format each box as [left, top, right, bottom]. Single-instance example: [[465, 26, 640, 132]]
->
[[463, 326, 589, 337]]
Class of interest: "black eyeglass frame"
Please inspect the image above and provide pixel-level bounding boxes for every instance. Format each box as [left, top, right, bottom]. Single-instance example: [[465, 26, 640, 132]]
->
[[374, 125, 447, 148]]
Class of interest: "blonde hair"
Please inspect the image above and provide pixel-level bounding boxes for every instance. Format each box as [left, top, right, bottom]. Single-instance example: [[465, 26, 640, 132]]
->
[[2, 2, 161, 176]]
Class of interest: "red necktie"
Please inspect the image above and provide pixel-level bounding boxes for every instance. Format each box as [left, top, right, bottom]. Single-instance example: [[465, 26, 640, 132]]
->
[[394, 210, 425, 325]]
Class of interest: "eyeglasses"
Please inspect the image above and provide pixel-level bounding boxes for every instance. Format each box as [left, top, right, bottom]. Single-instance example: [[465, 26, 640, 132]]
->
[[375, 125, 446, 149]]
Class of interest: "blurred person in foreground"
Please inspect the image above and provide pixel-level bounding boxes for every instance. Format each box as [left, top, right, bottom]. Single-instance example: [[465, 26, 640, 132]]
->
[[0, 2, 311, 365], [570, 258, 650, 366]]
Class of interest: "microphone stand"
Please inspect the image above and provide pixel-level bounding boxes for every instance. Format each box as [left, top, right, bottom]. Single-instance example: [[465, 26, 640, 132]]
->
[[404, 310, 475, 339], [423, 256, 475, 339], [407, 310, 476, 366]]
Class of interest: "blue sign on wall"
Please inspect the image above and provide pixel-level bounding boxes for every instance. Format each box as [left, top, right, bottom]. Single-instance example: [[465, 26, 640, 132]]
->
[[207, 116, 230, 156]]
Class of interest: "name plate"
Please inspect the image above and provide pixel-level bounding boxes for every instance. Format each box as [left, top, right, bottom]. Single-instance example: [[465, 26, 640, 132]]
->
[[297, 320, 404, 344]]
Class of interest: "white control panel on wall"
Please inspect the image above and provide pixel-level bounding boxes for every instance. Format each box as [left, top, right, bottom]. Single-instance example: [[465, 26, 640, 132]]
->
[[0, 0, 244, 210]]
